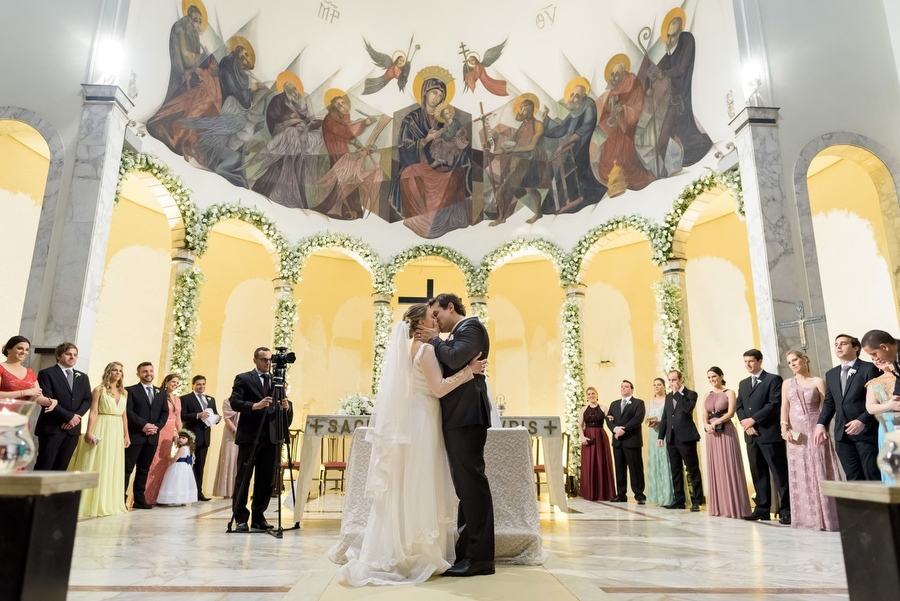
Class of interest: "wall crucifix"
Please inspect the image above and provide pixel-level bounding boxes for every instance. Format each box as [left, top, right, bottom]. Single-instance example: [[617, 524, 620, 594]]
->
[[776, 301, 826, 350], [398, 279, 435, 305]]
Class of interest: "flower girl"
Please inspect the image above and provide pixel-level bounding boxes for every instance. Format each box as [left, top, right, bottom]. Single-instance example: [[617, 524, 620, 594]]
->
[[156, 430, 199, 506]]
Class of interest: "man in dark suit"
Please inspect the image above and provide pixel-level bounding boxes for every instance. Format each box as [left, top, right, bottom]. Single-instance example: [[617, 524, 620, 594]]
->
[[124, 362, 169, 509], [606, 380, 646, 504], [815, 334, 880, 480], [657, 370, 704, 511], [181, 374, 219, 500], [736, 348, 790, 524], [230, 347, 293, 532], [862, 330, 900, 396], [416, 293, 494, 577], [35, 342, 92, 471]]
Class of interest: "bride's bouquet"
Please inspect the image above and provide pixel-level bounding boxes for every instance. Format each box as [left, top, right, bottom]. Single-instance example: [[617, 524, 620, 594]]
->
[[336, 392, 374, 416]]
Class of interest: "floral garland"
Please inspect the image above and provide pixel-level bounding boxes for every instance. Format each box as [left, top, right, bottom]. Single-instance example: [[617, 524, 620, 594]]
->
[[273, 297, 299, 349], [169, 266, 205, 381], [478, 237, 567, 295], [117, 150, 204, 250], [197, 203, 299, 281], [371, 301, 394, 395], [561, 293, 586, 477], [387, 244, 479, 297], [652, 278, 685, 375], [567, 215, 656, 283], [296, 231, 389, 294]]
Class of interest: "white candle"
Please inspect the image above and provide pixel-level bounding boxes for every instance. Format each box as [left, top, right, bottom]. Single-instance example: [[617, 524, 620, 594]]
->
[[0, 408, 28, 427]]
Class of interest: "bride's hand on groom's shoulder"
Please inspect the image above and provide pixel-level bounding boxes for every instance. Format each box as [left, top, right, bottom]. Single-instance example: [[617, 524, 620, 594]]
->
[[469, 352, 486, 375]]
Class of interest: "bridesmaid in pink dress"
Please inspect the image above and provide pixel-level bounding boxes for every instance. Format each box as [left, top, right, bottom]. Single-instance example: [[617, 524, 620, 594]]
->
[[1, 336, 57, 409], [780, 350, 841, 531], [144, 374, 182, 505], [702, 367, 751, 519]]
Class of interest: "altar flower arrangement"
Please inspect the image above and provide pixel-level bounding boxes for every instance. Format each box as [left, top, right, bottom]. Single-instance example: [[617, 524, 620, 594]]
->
[[336, 392, 374, 416]]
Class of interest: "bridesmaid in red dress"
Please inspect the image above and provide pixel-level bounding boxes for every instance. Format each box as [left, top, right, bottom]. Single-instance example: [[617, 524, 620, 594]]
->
[[144, 374, 182, 505], [578, 386, 616, 501]]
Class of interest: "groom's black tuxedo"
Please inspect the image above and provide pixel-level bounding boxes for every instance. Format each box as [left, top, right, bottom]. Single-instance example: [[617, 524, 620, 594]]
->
[[429, 316, 494, 563], [818, 358, 880, 480], [736, 370, 789, 516], [35, 364, 92, 470]]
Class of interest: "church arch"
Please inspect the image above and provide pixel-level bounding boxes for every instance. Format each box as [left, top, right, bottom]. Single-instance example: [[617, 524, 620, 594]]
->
[[670, 186, 737, 259], [481, 238, 565, 292], [297, 233, 386, 293], [117, 171, 187, 249], [387, 245, 477, 297], [574, 225, 654, 283], [197, 208, 287, 278]]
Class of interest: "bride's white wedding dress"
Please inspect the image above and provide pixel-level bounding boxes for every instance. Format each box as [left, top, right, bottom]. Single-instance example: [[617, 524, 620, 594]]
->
[[330, 333, 474, 586]]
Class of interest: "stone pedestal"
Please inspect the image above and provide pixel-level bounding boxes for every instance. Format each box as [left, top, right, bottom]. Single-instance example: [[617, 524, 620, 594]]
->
[[731, 106, 829, 374], [0, 471, 99, 601], [21, 84, 132, 371], [821, 481, 900, 601]]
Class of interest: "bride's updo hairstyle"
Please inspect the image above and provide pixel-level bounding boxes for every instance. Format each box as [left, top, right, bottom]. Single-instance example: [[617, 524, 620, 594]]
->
[[402, 304, 429, 338]]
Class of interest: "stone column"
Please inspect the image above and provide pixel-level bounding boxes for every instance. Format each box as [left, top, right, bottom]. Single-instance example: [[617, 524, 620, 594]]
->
[[731, 106, 829, 374], [659, 258, 695, 384], [161, 249, 198, 374], [371, 294, 393, 395], [22, 84, 132, 370]]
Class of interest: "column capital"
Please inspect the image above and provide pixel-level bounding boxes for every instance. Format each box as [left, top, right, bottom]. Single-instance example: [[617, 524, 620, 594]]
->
[[662, 257, 687, 275], [81, 83, 134, 115], [469, 296, 488, 306], [273, 278, 294, 298], [372, 293, 392, 305], [565, 284, 586, 298], [171, 248, 196, 265], [730, 105, 780, 135]]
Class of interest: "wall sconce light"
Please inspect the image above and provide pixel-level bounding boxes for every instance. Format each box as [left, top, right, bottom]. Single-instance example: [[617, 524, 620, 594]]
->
[[94, 38, 123, 85]]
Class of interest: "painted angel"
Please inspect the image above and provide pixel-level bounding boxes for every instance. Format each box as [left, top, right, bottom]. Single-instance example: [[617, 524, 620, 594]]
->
[[362, 37, 419, 95], [462, 39, 508, 96]]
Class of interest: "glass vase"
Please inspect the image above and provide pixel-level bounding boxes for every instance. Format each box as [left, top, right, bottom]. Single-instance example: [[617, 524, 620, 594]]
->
[[876, 411, 900, 484], [0, 400, 38, 472]]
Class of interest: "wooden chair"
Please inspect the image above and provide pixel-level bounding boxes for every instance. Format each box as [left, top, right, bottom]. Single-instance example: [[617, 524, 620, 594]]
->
[[318, 436, 347, 495], [278, 428, 303, 490]]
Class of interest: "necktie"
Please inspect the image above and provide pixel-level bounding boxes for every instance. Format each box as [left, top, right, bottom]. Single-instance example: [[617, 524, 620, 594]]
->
[[262, 374, 271, 397], [622, 399, 630, 409], [841, 364, 851, 395], [65, 368, 74, 390], [145, 386, 154, 405], [751, 375, 758, 389], [199, 394, 208, 410]]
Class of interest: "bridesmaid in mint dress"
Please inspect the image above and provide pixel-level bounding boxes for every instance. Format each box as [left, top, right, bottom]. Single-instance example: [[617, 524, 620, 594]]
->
[[645, 378, 674, 506], [69, 361, 130, 518], [865, 357, 900, 484], [780, 350, 841, 531]]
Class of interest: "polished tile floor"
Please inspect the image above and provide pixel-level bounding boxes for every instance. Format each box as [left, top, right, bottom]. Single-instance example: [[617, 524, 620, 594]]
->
[[67, 490, 849, 600]]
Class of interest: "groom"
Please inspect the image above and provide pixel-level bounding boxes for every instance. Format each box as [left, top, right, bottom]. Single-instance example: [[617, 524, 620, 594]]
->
[[416, 293, 495, 577]]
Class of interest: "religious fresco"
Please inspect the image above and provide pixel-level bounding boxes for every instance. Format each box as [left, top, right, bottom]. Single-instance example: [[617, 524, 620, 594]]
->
[[146, 1, 715, 239]]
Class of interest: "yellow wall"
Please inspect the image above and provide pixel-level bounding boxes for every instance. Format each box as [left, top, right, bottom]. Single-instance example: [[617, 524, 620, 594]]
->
[[0, 130, 48, 338]]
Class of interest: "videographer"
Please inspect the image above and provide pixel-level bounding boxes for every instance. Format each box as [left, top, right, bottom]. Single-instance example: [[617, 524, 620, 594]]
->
[[230, 347, 293, 532]]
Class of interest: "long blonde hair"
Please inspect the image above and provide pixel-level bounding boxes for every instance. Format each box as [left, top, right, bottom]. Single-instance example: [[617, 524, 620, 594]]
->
[[102, 361, 125, 395]]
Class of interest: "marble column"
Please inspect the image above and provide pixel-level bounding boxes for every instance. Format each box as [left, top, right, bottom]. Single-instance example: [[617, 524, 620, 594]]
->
[[23, 84, 133, 371], [660, 258, 694, 384], [161, 249, 197, 374], [731, 106, 829, 374]]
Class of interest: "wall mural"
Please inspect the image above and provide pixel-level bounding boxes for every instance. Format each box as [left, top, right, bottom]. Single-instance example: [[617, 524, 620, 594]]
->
[[147, 1, 713, 239]]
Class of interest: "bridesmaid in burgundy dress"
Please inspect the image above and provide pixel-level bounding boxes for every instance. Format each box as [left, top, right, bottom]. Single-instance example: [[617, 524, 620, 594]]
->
[[781, 350, 841, 531], [702, 367, 751, 519], [578, 386, 616, 501]]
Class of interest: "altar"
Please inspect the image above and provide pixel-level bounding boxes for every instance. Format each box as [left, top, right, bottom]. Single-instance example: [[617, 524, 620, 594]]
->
[[329, 426, 546, 565]]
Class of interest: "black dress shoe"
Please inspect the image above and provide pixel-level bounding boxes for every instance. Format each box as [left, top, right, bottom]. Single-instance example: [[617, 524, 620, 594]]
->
[[443, 559, 495, 577], [637, 499, 646, 505], [778, 514, 791, 525], [610, 496, 627, 503], [132, 500, 153, 510], [690, 504, 701, 512], [235, 522, 250, 532], [662, 503, 686, 509], [198, 495, 212, 502], [251, 521, 275, 530], [743, 512, 771, 521]]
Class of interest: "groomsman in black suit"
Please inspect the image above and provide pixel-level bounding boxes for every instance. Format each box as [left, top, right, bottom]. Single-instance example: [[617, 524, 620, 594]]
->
[[181, 374, 218, 500], [657, 370, 704, 511], [606, 380, 646, 504], [815, 334, 880, 480], [862, 330, 900, 396], [230, 347, 293, 532], [35, 342, 92, 470], [124, 362, 169, 509], [736, 349, 790, 524]]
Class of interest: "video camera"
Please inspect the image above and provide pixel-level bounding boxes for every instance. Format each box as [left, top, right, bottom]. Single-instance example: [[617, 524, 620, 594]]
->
[[271, 346, 296, 373]]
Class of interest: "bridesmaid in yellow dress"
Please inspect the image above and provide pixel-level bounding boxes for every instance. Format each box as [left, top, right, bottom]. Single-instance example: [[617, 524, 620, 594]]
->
[[69, 361, 130, 517]]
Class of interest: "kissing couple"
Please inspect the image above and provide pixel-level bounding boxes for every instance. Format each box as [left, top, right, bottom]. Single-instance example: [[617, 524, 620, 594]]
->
[[330, 293, 497, 585]]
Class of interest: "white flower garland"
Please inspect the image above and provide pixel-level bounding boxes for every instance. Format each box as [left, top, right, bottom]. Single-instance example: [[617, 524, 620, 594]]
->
[[568, 215, 656, 281], [652, 278, 685, 375], [479, 237, 567, 295], [274, 297, 299, 349], [297, 231, 389, 293], [387, 244, 479, 297], [169, 266, 205, 381], [371, 301, 394, 395], [561, 293, 585, 477]]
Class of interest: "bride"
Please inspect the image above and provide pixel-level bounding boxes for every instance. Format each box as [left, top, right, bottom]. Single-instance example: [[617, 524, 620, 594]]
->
[[330, 303, 485, 585]]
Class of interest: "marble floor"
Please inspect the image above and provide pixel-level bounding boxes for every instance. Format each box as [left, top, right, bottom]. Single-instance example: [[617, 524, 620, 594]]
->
[[67, 490, 850, 601]]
